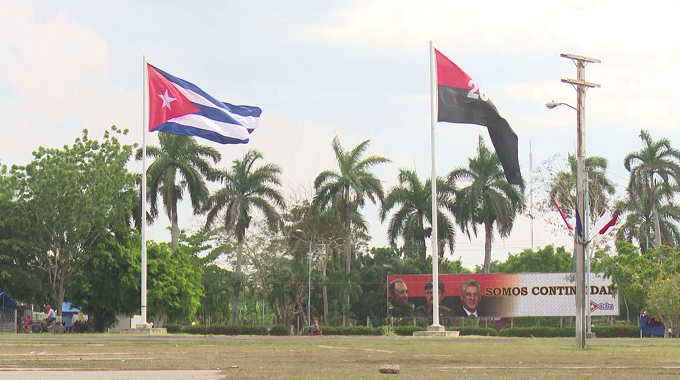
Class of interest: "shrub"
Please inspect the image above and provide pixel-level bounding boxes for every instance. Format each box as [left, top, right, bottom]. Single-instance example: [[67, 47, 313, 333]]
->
[[182, 325, 208, 335], [499, 326, 562, 337], [179, 324, 268, 336], [392, 325, 426, 336], [592, 324, 639, 338], [269, 325, 288, 336], [450, 326, 497, 336], [164, 324, 183, 333], [322, 326, 382, 335]]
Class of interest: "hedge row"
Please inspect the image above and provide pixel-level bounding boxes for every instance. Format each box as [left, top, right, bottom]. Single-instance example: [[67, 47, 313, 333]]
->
[[162, 323, 641, 338], [164, 324, 267, 335], [322, 326, 384, 336]]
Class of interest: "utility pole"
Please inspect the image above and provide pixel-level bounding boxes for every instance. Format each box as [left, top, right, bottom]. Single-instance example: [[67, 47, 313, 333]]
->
[[560, 53, 600, 349]]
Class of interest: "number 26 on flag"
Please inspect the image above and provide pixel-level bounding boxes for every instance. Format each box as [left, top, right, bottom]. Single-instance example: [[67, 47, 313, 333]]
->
[[467, 80, 488, 102]]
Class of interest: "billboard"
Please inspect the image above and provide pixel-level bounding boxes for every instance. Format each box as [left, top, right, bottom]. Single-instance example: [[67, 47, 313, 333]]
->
[[387, 273, 618, 318]]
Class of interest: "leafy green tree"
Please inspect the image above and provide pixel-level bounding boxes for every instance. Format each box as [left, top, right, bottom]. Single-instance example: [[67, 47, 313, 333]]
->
[[67, 231, 141, 332], [596, 241, 680, 322], [616, 185, 680, 253], [313, 137, 390, 277], [0, 165, 50, 304], [448, 136, 526, 273], [204, 149, 285, 324], [325, 267, 362, 324], [12, 128, 137, 315], [440, 258, 473, 274], [624, 130, 680, 250], [491, 245, 572, 273], [146, 240, 204, 327], [136, 133, 221, 251], [647, 272, 680, 337], [288, 199, 345, 324], [380, 169, 456, 259], [199, 265, 233, 324], [0, 161, 11, 201]]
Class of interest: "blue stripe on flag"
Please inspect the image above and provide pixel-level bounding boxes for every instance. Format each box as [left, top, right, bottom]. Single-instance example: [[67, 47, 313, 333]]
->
[[154, 122, 250, 145], [221, 102, 262, 118], [193, 104, 243, 126]]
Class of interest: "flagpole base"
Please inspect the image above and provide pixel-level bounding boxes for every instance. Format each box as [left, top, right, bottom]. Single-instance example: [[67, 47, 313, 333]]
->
[[413, 324, 459, 337], [121, 323, 167, 334]]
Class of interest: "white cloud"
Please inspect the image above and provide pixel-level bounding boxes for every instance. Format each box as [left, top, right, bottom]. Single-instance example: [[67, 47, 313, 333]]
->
[[294, 0, 680, 54], [0, 1, 138, 165]]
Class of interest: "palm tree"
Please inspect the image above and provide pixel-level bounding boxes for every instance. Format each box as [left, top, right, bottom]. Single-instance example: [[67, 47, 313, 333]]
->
[[204, 149, 285, 325], [546, 153, 616, 269], [448, 136, 526, 273], [616, 184, 680, 253], [380, 169, 456, 259], [313, 136, 390, 275], [136, 134, 221, 250], [624, 130, 680, 250]]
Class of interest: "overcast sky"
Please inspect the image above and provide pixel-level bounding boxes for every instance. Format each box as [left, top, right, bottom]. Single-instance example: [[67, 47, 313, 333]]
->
[[1, 0, 678, 269]]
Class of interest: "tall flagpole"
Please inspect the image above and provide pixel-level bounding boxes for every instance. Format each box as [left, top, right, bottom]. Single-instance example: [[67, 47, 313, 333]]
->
[[141, 55, 149, 327], [429, 40, 441, 328]]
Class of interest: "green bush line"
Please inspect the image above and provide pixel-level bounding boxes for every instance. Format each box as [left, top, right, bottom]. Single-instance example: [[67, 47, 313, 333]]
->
[[163, 323, 641, 338]]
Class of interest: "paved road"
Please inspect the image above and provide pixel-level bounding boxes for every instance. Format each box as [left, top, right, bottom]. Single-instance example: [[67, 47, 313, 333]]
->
[[0, 370, 224, 380]]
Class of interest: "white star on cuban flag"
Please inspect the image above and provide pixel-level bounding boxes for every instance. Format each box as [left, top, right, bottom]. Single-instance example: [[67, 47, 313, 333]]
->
[[157, 89, 176, 110]]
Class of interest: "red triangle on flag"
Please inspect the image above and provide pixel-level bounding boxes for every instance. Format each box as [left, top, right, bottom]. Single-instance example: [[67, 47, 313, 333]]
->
[[590, 300, 599, 312], [148, 64, 201, 131]]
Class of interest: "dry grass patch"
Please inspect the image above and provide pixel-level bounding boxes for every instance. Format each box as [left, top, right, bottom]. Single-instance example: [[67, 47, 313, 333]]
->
[[1, 334, 679, 379]]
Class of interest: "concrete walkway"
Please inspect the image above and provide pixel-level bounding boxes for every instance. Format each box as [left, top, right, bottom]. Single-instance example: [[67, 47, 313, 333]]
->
[[0, 370, 224, 380]]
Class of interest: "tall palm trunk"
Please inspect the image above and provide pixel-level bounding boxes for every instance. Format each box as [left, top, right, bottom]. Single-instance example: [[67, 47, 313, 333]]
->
[[171, 202, 179, 251], [343, 187, 351, 316], [343, 223, 351, 317], [651, 193, 662, 249], [484, 219, 493, 273], [231, 235, 243, 325], [421, 216, 427, 259], [322, 254, 329, 324]]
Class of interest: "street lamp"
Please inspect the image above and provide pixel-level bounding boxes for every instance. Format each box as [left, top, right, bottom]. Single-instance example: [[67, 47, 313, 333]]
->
[[546, 100, 577, 111], [295, 229, 312, 328]]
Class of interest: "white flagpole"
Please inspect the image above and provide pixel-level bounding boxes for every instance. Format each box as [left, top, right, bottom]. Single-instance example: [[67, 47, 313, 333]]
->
[[141, 55, 149, 327], [429, 40, 441, 328]]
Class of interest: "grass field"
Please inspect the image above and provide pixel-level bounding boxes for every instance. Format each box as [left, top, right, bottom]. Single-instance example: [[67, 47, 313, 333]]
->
[[1, 333, 680, 379]]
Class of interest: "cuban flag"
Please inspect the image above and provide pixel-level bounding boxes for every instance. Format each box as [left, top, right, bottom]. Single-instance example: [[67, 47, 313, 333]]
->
[[147, 63, 261, 144]]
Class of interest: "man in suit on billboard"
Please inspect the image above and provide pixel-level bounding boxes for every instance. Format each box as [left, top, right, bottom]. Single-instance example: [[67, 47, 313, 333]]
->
[[454, 279, 483, 317]]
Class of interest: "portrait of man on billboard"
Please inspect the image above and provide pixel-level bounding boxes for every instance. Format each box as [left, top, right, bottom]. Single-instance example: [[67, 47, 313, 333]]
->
[[454, 278, 483, 317], [414, 279, 454, 325], [388, 278, 414, 321]]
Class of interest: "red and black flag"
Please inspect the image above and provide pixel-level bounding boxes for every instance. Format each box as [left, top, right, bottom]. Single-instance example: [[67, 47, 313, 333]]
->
[[435, 48, 522, 185]]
